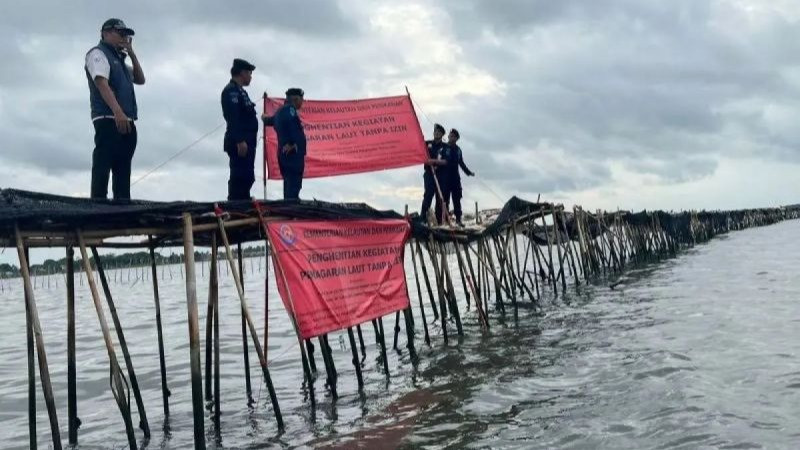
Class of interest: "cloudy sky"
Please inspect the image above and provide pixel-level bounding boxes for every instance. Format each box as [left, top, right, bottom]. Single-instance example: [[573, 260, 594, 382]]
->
[[2, 0, 800, 219]]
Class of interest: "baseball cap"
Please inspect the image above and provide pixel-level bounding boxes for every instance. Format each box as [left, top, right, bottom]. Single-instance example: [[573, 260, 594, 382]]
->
[[101, 18, 135, 36]]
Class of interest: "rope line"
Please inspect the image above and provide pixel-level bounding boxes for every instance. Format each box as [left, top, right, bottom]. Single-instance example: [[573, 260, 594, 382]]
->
[[131, 96, 267, 187]]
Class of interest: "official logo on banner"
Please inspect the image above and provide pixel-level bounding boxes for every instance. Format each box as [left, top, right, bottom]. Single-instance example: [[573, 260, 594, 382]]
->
[[266, 219, 412, 339], [279, 224, 297, 246]]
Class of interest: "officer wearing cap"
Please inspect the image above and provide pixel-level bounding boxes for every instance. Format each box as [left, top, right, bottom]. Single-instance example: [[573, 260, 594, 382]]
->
[[221, 58, 259, 200], [85, 18, 145, 200], [443, 128, 474, 227], [267, 88, 306, 200], [420, 123, 448, 224]]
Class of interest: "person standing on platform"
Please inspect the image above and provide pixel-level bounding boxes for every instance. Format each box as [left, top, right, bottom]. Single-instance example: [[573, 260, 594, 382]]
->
[[268, 88, 306, 200], [221, 58, 259, 200], [420, 123, 448, 224], [443, 128, 474, 227], [85, 18, 145, 200]]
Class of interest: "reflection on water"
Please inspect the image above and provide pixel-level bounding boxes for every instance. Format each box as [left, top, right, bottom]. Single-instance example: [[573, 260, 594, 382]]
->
[[1, 220, 799, 449]]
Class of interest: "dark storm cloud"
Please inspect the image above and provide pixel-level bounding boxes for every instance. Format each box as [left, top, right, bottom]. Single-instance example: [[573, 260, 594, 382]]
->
[[0, 0, 353, 37], [1, 0, 799, 203], [437, 0, 800, 187]]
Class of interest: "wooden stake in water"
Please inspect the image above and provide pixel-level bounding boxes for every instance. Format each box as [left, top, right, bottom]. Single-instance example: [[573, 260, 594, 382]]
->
[[181, 214, 207, 449], [67, 247, 79, 445], [205, 245, 215, 401], [217, 217, 284, 429], [92, 247, 151, 440], [16, 232, 63, 450], [377, 318, 390, 377], [409, 239, 431, 346], [348, 327, 364, 391], [206, 234, 221, 431], [148, 237, 170, 418], [237, 243, 253, 404], [23, 247, 36, 450], [77, 230, 135, 449], [414, 240, 439, 320]]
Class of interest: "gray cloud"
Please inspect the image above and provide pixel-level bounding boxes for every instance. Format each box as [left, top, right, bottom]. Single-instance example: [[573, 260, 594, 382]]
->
[[1, 0, 799, 212]]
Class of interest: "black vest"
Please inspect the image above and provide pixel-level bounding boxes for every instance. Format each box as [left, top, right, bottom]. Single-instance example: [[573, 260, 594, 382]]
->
[[85, 41, 138, 120]]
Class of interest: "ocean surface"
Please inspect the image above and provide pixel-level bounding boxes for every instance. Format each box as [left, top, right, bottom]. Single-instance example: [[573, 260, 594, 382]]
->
[[0, 219, 798, 449]]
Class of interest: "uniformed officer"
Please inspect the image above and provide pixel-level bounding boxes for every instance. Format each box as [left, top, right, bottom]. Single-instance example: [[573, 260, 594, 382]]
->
[[443, 128, 474, 227], [268, 88, 306, 200], [221, 58, 258, 200], [420, 123, 448, 224]]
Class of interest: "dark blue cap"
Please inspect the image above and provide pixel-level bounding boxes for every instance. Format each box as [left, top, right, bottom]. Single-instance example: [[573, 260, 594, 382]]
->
[[285, 88, 304, 97], [102, 18, 135, 36], [231, 58, 256, 74]]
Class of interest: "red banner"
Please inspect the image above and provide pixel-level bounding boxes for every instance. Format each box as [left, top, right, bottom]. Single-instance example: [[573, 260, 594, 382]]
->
[[265, 95, 427, 179], [267, 219, 411, 339]]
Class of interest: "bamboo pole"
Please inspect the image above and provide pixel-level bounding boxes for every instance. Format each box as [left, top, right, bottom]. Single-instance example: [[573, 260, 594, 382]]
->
[[348, 327, 364, 391], [76, 230, 135, 449], [482, 238, 505, 314], [540, 210, 558, 295], [148, 238, 170, 418], [180, 214, 207, 449], [454, 242, 488, 331], [414, 240, 439, 320], [305, 339, 317, 374], [16, 234, 63, 450], [319, 334, 338, 397], [67, 247, 79, 445], [216, 218, 284, 428], [237, 243, 253, 404], [410, 238, 431, 346], [356, 325, 366, 360], [392, 310, 401, 350], [264, 239, 270, 359], [24, 247, 37, 450], [454, 240, 472, 309], [210, 235, 221, 428], [439, 244, 464, 336], [552, 209, 567, 292], [265, 236, 315, 405], [424, 240, 448, 343], [91, 247, 150, 439], [316, 336, 335, 395], [205, 242, 215, 400], [377, 318, 390, 377]]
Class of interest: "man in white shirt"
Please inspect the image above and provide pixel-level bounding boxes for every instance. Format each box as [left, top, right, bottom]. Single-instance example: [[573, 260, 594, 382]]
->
[[85, 18, 145, 200]]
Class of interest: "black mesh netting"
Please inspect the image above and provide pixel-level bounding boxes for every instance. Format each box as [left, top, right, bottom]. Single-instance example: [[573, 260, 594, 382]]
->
[[0, 188, 795, 246]]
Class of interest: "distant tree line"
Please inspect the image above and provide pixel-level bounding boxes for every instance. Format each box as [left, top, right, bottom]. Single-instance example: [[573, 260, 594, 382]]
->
[[0, 245, 267, 279]]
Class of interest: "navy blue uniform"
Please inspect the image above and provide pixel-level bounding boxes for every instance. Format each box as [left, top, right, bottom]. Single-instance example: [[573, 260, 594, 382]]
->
[[221, 80, 258, 200], [272, 103, 306, 199], [420, 139, 448, 223], [443, 143, 473, 224]]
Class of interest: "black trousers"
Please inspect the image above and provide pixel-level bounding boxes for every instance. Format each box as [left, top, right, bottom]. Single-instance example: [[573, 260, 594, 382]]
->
[[227, 141, 256, 201], [421, 173, 446, 224], [282, 172, 303, 200], [91, 119, 137, 199], [450, 183, 463, 221]]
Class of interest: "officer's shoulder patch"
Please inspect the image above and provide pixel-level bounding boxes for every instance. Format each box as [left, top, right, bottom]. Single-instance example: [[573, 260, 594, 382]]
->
[[229, 92, 239, 103], [289, 106, 296, 116]]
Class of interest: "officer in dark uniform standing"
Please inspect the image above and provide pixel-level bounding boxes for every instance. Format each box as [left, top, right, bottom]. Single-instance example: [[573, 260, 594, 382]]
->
[[221, 58, 258, 200], [268, 88, 306, 200], [420, 123, 448, 224], [443, 128, 474, 227]]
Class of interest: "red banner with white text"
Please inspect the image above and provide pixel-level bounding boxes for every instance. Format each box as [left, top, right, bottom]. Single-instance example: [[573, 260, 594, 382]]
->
[[267, 219, 411, 339], [264, 95, 427, 179]]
